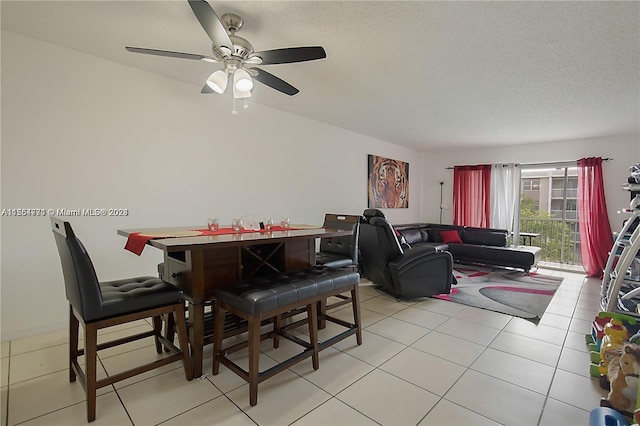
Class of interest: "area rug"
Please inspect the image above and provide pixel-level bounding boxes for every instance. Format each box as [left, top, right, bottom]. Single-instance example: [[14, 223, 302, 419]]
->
[[433, 265, 564, 321]]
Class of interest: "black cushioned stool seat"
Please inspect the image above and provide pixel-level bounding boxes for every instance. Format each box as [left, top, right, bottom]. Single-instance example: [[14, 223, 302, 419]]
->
[[98, 277, 183, 320], [212, 266, 362, 406], [315, 251, 355, 269]]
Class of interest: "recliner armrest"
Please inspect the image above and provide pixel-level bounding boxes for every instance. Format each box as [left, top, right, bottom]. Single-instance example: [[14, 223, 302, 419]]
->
[[387, 246, 453, 298], [387, 245, 440, 270]]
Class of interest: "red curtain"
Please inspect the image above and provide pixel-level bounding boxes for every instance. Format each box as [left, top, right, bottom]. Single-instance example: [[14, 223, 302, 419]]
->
[[577, 157, 613, 278], [453, 165, 492, 227]]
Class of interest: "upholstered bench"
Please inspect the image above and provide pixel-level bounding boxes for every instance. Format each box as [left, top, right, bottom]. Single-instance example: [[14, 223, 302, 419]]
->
[[212, 266, 362, 406]]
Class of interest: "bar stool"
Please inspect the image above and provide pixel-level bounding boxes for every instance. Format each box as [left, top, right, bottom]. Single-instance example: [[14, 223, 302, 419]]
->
[[51, 218, 192, 422]]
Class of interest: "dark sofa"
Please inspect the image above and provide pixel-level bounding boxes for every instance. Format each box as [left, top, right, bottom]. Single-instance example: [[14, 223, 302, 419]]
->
[[393, 223, 542, 273]]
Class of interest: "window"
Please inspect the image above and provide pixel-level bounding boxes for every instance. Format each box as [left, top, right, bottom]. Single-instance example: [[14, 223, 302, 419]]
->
[[552, 176, 578, 199], [550, 199, 564, 218], [522, 179, 540, 191], [518, 167, 581, 266]]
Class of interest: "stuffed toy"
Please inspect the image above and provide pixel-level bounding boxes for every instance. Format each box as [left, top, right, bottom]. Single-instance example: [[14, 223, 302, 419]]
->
[[601, 343, 640, 415], [599, 318, 630, 377]]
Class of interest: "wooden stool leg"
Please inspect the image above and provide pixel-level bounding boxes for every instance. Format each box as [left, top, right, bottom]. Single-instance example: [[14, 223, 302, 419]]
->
[[69, 306, 79, 383], [351, 287, 363, 345], [273, 314, 281, 349], [318, 298, 327, 329], [212, 299, 225, 376], [152, 316, 163, 354], [174, 303, 193, 380], [307, 303, 319, 370], [85, 323, 98, 422], [248, 315, 261, 406], [164, 312, 176, 351]]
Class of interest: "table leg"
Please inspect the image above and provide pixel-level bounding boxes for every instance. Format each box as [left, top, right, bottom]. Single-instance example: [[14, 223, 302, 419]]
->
[[188, 301, 205, 378]]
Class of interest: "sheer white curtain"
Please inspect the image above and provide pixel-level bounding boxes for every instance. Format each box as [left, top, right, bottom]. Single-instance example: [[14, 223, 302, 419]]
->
[[490, 164, 518, 230]]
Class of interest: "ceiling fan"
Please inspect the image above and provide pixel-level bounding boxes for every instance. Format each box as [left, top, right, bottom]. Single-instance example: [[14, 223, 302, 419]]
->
[[126, 0, 326, 98]]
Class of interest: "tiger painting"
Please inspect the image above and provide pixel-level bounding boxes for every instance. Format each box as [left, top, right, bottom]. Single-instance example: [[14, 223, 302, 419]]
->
[[368, 155, 409, 208]]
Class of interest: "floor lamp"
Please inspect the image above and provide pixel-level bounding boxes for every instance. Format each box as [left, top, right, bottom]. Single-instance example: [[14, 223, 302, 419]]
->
[[439, 181, 444, 224]]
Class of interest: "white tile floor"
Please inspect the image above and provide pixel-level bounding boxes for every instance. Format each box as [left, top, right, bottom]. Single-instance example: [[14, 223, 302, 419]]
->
[[1, 267, 608, 425]]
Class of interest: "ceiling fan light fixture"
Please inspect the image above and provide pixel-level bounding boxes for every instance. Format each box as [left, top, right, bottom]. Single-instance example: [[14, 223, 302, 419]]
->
[[206, 70, 228, 94], [233, 84, 251, 99], [233, 68, 253, 92], [126, 5, 326, 98]]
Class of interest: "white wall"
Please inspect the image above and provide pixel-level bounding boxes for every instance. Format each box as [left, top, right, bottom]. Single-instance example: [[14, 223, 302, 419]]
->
[[421, 134, 640, 227], [3, 30, 637, 341], [0, 31, 423, 340]]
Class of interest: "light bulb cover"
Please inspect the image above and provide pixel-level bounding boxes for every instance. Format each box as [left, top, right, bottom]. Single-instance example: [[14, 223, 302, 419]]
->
[[206, 70, 227, 94], [233, 84, 251, 99], [234, 68, 253, 92]]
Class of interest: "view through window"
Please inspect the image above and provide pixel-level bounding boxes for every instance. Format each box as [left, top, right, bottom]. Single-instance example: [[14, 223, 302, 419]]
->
[[519, 167, 581, 266]]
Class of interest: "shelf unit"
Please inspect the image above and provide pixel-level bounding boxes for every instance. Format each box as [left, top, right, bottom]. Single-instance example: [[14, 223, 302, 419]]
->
[[601, 183, 640, 315]]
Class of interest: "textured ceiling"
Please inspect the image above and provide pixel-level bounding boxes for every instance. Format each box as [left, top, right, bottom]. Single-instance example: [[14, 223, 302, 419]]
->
[[2, 0, 639, 151]]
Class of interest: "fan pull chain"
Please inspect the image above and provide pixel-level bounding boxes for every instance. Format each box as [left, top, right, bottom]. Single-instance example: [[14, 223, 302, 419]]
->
[[231, 97, 238, 115]]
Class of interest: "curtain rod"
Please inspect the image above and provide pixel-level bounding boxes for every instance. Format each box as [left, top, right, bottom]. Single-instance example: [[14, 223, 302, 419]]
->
[[445, 158, 612, 170], [521, 158, 612, 167]]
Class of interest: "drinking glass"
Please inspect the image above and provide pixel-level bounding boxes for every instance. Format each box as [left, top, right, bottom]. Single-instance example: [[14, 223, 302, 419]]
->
[[264, 218, 273, 231], [207, 218, 219, 231], [232, 219, 242, 232], [280, 217, 290, 228]]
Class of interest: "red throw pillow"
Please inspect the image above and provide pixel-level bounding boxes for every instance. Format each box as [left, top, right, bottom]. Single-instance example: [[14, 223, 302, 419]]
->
[[440, 230, 463, 244]]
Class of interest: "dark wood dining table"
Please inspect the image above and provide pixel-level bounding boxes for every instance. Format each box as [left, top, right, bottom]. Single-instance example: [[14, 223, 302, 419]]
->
[[117, 225, 352, 377]]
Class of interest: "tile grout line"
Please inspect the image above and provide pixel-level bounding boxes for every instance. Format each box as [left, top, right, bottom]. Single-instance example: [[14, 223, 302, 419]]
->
[[321, 293, 512, 424], [98, 355, 135, 426], [537, 275, 595, 424], [423, 312, 515, 423], [279, 298, 441, 425], [411, 269, 587, 424]]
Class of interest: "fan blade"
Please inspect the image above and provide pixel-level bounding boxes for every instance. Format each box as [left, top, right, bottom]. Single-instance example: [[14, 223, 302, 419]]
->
[[126, 46, 217, 62], [188, 0, 233, 50], [252, 68, 299, 96], [252, 46, 326, 65], [201, 84, 214, 94]]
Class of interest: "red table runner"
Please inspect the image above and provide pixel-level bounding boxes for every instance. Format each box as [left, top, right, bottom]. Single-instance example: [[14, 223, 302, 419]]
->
[[125, 226, 299, 256]]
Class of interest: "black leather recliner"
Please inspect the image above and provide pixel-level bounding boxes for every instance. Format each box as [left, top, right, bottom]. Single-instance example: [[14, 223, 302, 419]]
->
[[359, 209, 454, 299]]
